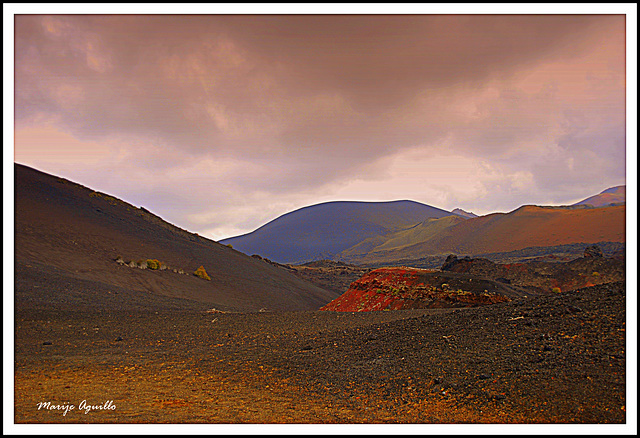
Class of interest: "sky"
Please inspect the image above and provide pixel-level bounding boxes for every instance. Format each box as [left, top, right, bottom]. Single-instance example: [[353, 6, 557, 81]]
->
[[9, 6, 635, 241]]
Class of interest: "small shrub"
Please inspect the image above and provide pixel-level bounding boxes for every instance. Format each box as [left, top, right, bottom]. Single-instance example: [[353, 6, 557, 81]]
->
[[552, 287, 561, 293], [592, 271, 600, 277], [226, 244, 233, 249], [146, 259, 160, 270], [194, 265, 211, 281]]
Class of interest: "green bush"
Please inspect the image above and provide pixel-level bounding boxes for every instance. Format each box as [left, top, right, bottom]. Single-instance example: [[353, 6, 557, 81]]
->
[[146, 259, 160, 270], [194, 265, 211, 281], [552, 287, 561, 293]]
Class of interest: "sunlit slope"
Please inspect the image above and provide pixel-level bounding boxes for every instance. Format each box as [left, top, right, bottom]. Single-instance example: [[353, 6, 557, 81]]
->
[[338, 215, 465, 262], [573, 185, 625, 208], [341, 205, 626, 264]]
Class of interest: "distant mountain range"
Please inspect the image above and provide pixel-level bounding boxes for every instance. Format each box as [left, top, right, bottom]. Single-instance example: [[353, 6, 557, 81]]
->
[[451, 208, 478, 218], [14, 163, 337, 312], [222, 186, 626, 265]]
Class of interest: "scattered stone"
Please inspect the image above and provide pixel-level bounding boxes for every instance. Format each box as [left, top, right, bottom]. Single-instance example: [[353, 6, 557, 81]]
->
[[42, 341, 52, 346], [115, 336, 123, 342], [566, 305, 583, 313], [584, 245, 604, 258], [478, 374, 490, 380], [543, 345, 553, 352], [441, 255, 458, 271]]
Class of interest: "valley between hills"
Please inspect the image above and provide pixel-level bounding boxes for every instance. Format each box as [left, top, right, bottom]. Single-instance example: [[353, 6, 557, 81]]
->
[[12, 163, 628, 425]]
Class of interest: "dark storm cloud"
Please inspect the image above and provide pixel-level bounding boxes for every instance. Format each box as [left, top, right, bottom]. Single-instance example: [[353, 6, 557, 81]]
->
[[13, 13, 627, 238]]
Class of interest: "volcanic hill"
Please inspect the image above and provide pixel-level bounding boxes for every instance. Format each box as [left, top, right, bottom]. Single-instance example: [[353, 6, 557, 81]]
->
[[220, 200, 462, 264], [14, 163, 338, 312], [338, 203, 625, 265], [573, 185, 626, 208]]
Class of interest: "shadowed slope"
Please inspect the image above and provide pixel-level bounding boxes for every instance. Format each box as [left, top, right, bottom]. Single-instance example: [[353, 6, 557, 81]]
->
[[220, 200, 459, 264], [14, 163, 338, 312]]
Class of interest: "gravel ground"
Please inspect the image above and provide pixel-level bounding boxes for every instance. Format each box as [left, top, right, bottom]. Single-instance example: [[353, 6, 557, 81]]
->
[[14, 280, 627, 425]]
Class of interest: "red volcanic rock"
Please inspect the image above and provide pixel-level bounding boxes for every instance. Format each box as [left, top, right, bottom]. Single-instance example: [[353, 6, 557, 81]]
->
[[320, 267, 522, 312]]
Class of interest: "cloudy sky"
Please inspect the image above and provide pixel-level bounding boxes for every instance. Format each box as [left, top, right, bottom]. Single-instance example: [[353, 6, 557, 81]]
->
[[10, 7, 633, 240]]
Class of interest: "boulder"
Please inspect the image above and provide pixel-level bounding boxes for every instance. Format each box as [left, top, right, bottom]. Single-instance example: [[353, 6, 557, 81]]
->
[[584, 245, 604, 258]]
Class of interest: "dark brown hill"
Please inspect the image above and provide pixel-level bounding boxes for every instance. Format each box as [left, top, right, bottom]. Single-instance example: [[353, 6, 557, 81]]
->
[[14, 163, 338, 312]]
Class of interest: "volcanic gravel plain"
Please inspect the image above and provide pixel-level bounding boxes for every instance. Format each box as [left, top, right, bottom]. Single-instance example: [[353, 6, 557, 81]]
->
[[15, 265, 626, 424]]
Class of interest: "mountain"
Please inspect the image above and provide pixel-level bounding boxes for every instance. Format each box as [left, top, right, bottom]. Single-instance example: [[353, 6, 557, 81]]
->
[[451, 208, 478, 218], [220, 200, 457, 264], [14, 163, 337, 312], [573, 185, 626, 208], [340, 204, 626, 265]]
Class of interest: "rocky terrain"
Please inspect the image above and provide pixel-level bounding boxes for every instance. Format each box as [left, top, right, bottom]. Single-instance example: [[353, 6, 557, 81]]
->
[[289, 244, 625, 314], [320, 267, 530, 312], [440, 246, 625, 294], [14, 281, 626, 424], [286, 260, 373, 296]]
